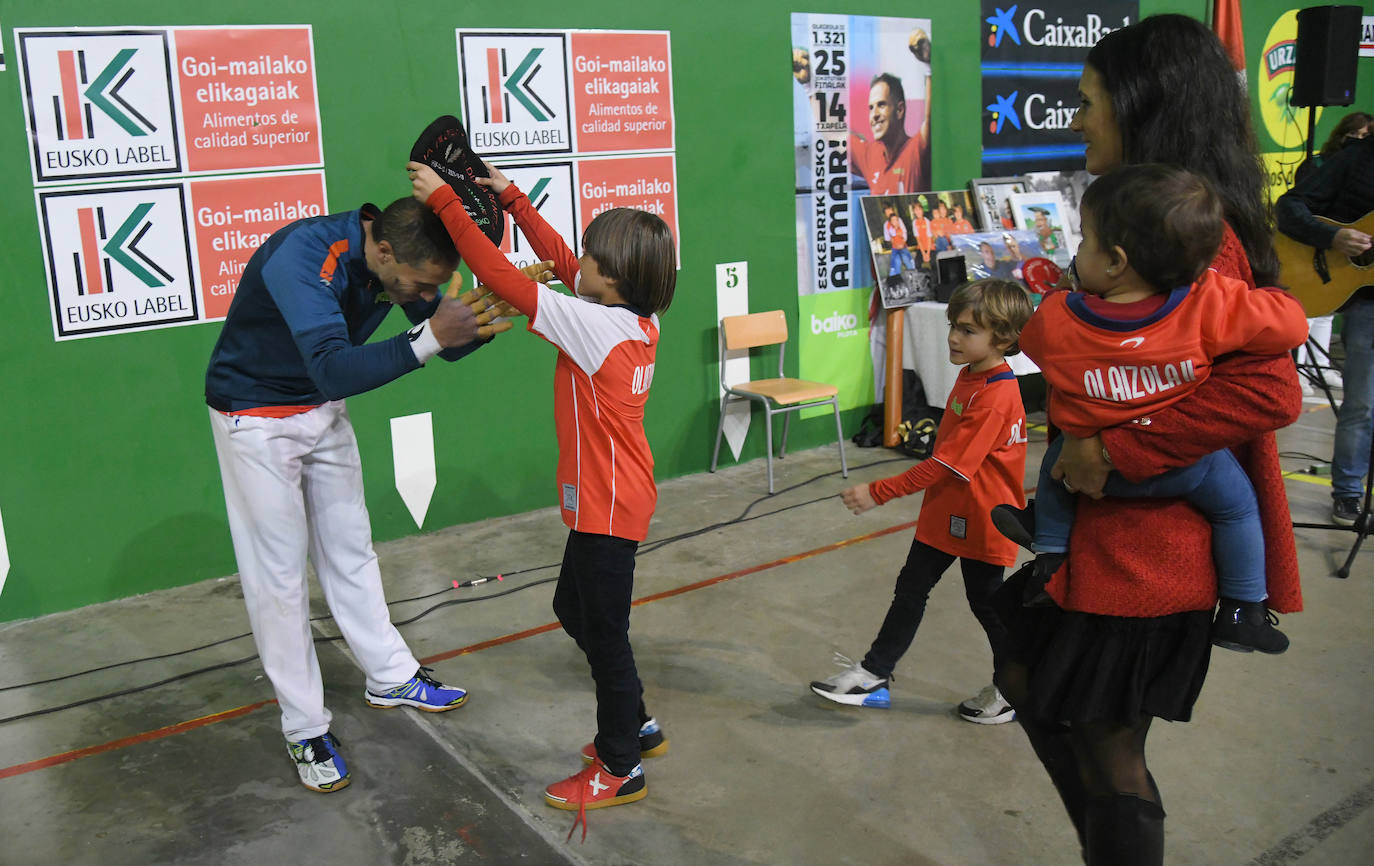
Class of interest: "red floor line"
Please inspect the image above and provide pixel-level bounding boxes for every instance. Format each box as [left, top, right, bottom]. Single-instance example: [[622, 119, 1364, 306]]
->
[[421, 518, 919, 664], [0, 699, 277, 781], [2, 519, 919, 780]]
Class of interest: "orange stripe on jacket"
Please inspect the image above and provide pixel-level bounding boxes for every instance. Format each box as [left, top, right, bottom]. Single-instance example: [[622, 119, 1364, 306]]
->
[[319, 239, 349, 282]]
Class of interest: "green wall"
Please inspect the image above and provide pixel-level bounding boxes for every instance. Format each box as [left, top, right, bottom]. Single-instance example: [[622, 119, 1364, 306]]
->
[[1, 0, 1370, 621]]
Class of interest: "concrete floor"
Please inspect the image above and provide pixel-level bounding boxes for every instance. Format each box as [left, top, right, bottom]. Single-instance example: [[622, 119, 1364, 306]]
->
[[0, 395, 1370, 865]]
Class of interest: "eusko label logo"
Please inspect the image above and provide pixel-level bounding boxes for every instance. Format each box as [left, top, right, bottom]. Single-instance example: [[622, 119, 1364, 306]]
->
[[811, 311, 859, 335], [37, 184, 198, 339], [490, 162, 578, 266], [458, 32, 572, 156], [18, 30, 182, 182]]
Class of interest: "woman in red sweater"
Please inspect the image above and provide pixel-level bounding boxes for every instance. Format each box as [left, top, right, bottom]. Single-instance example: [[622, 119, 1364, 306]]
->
[[992, 16, 1303, 866]]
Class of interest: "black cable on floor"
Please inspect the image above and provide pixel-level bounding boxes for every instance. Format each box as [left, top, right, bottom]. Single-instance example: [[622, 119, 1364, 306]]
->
[[0, 454, 911, 723]]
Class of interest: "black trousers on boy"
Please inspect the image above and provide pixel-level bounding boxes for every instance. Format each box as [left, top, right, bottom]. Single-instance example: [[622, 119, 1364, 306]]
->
[[862, 539, 1008, 678], [552, 530, 650, 776]]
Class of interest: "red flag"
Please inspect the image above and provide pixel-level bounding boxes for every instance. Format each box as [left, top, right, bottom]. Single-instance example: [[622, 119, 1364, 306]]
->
[[1212, 0, 1246, 72]]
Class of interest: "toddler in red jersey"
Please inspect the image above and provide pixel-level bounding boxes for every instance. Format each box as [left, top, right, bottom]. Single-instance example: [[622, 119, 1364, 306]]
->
[[810, 279, 1034, 725], [992, 163, 1308, 653], [409, 159, 675, 832]]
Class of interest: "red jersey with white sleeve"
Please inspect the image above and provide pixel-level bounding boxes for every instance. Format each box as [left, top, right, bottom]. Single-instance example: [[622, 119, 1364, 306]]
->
[[428, 183, 659, 541], [1021, 269, 1307, 439], [868, 363, 1027, 566]]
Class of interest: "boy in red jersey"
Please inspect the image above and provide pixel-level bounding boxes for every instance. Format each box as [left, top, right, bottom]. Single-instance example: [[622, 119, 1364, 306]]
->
[[409, 159, 675, 833], [811, 279, 1034, 725], [994, 164, 1308, 653]]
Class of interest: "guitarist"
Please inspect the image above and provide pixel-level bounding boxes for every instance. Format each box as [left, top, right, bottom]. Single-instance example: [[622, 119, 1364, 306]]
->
[[1276, 132, 1374, 526]]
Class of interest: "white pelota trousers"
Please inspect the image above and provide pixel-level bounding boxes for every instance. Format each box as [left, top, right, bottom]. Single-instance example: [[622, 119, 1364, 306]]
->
[[209, 402, 418, 741]]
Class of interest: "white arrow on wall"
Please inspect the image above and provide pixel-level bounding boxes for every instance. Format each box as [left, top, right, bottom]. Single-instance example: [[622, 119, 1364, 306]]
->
[[391, 412, 436, 529], [0, 505, 9, 600], [716, 261, 751, 460]]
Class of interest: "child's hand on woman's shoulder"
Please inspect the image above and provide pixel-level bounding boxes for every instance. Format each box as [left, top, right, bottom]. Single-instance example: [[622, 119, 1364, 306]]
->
[[840, 484, 877, 515]]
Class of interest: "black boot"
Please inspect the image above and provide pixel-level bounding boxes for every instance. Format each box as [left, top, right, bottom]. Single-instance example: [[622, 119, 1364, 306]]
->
[[1212, 598, 1290, 654], [1084, 794, 1165, 866]]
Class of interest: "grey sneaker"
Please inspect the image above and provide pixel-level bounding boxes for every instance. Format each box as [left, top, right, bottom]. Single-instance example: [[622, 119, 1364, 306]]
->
[[958, 684, 1016, 725], [809, 654, 891, 708], [1332, 497, 1363, 526]]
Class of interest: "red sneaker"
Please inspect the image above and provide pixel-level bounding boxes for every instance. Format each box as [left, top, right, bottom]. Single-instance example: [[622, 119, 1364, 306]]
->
[[544, 761, 646, 841]]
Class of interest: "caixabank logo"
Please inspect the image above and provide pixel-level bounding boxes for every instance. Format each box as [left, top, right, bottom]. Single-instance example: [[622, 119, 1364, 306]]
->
[[982, 2, 1134, 62], [981, 81, 1085, 167], [18, 29, 182, 183], [37, 184, 198, 340], [458, 32, 573, 156]]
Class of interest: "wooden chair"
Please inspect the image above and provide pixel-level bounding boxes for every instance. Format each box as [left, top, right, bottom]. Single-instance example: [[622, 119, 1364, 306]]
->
[[710, 310, 848, 493]]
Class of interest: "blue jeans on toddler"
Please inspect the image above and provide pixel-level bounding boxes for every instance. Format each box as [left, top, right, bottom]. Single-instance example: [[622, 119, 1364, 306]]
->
[[1034, 434, 1267, 602], [888, 246, 916, 274]]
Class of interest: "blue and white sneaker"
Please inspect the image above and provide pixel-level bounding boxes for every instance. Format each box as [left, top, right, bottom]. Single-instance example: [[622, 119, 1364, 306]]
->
[[809, 654, 891, 708], [288, 732, 350, 793], [364, 666, 467, 712]]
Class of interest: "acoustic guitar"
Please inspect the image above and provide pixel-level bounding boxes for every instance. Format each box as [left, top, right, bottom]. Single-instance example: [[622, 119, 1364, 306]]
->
[[1274, 211, 1374, 316]]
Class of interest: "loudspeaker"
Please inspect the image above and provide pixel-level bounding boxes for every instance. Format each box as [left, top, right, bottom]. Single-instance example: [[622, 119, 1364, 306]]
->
[[1291, 5, 1361, 107]]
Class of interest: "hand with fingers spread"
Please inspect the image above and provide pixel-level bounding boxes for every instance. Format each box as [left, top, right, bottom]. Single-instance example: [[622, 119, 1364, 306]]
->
[[519, 259, 555, 285], [446, 287, 517, 340]]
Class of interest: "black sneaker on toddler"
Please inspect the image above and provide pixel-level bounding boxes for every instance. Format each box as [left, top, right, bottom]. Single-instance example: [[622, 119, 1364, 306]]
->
[[1211, 598, 1289, 654]]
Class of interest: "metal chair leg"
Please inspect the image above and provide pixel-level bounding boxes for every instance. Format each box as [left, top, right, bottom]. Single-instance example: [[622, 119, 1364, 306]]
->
[[710, 394, 730, 472], [831, 399, 849, 478], [779, 407, 792, 459], [763, 404, 775, 494]]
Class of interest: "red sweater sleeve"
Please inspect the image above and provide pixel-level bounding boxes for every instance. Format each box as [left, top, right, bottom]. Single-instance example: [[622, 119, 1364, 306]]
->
[[427, 185, 539, 316], [497, 185, 582, 291], [869, 459, 952, 505]]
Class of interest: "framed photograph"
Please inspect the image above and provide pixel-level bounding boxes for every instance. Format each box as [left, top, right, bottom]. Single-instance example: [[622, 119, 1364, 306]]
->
[[1006, 191, 1077, 267], [949, 229, 1040, 285], [859, 189, 978, 308], [1023, 170, 1094, 238], [969, 176, 1028, 235]]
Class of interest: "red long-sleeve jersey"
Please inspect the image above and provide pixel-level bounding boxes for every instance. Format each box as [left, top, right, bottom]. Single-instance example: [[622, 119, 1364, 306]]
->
[[1022, 269, 1308, 438], [870, 362, 1027, 566], [428, 183, 659, 541]]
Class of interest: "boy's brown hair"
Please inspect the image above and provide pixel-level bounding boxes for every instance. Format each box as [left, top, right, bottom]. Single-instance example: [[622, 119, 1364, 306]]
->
[[582, 208, 677, 314], [946, 278, 1034, 356], [1079, 163, 1224, 292]]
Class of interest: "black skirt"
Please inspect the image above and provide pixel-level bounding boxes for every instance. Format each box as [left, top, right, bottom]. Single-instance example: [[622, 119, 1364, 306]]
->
[[994, 565, 1214, 726]]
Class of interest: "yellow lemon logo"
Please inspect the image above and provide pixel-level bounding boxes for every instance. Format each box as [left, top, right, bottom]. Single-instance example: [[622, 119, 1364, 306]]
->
[[1256, 9, 1322, 150]]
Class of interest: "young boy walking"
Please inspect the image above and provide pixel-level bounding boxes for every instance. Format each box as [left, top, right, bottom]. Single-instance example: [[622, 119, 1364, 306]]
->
[[811, 279, 1034, 724]]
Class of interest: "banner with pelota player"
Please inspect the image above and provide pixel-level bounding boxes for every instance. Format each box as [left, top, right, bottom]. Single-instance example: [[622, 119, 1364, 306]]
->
[[979, 1, 1136, 175], [453, 29, 678, 274], [15, 25, 328, 340], [791, 13, 932, 416]]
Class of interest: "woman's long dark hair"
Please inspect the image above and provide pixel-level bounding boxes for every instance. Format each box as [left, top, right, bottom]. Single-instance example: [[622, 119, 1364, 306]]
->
[[1319, 111, 1372, 160], [1086, 14, 1277, 284]]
